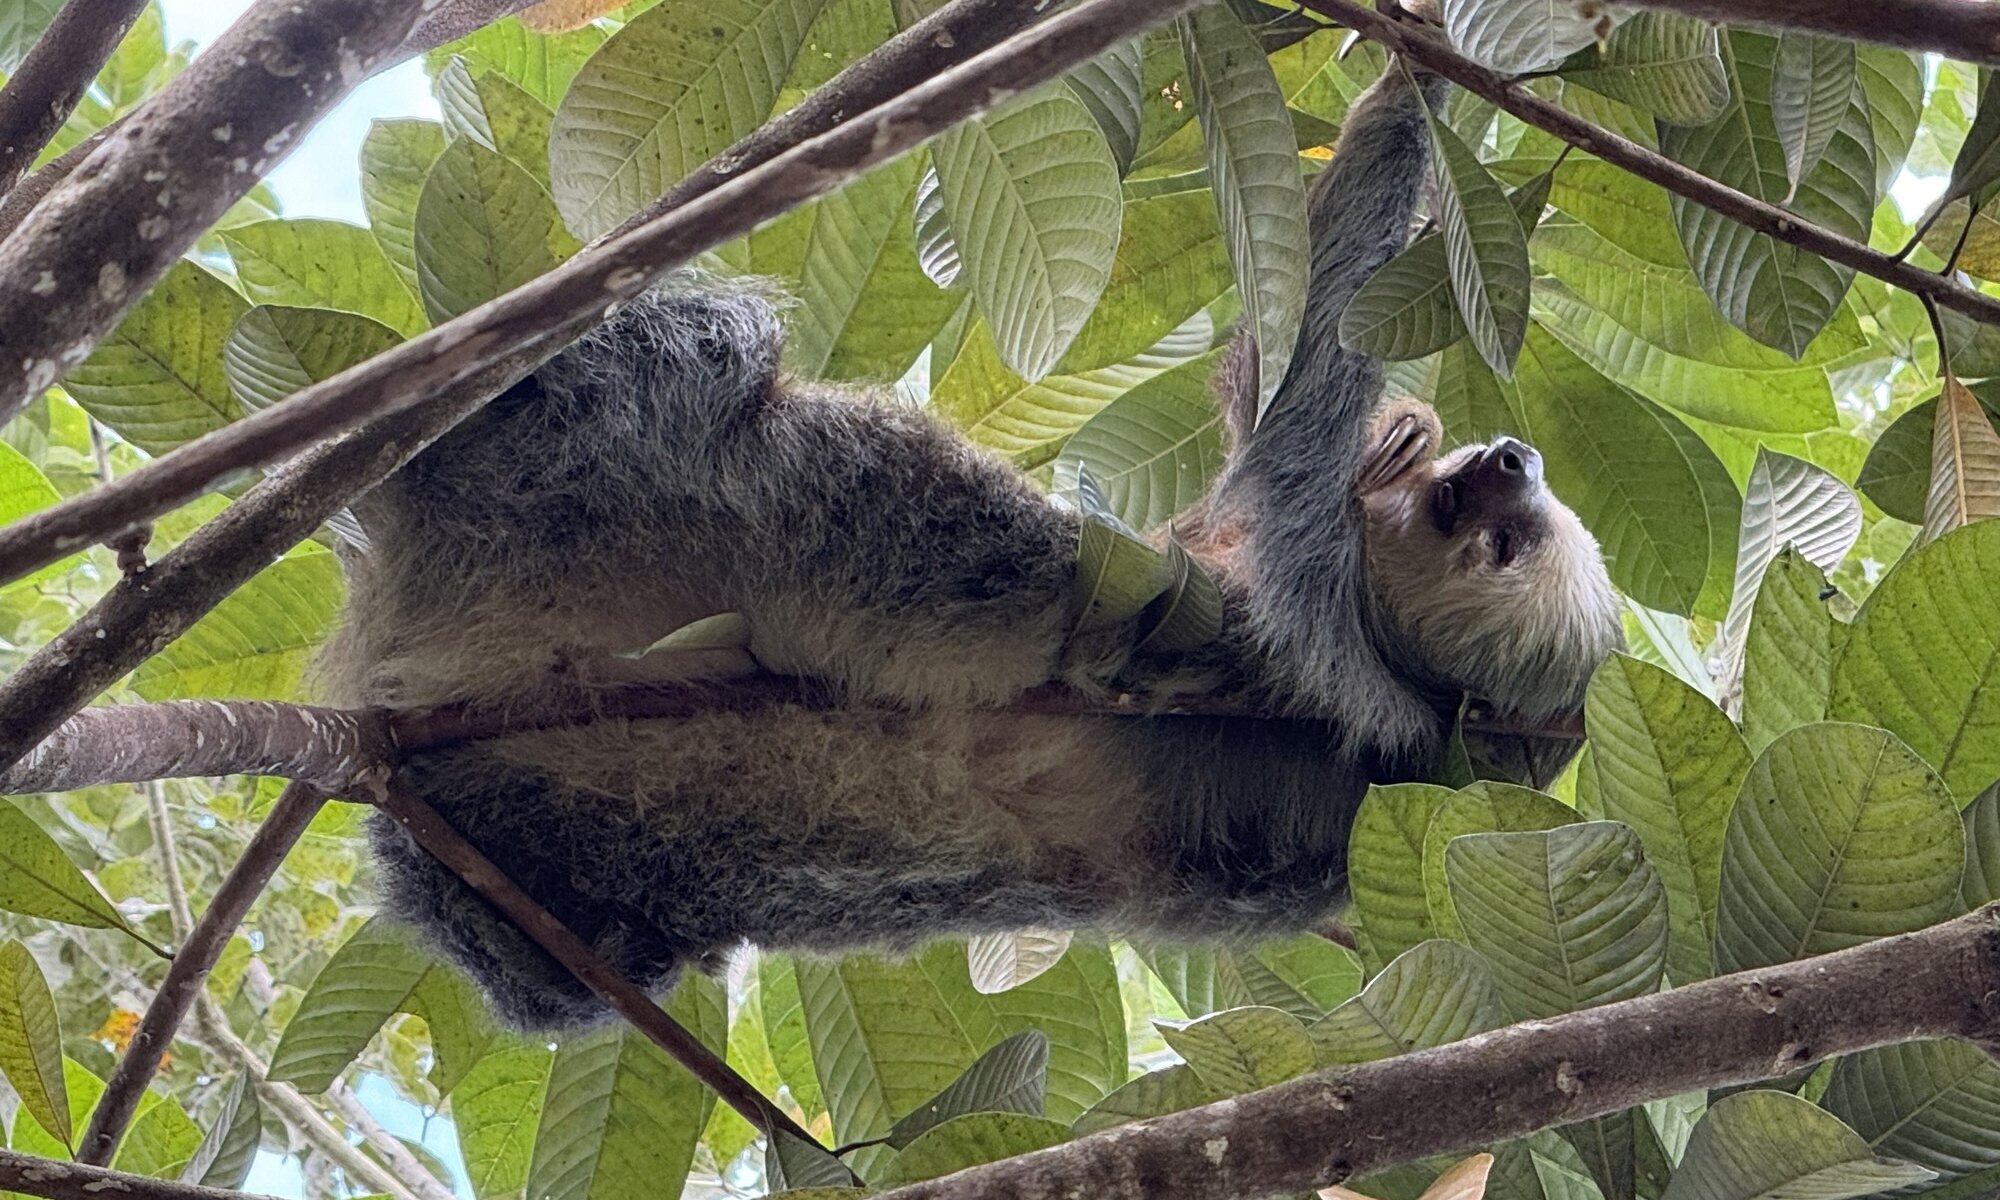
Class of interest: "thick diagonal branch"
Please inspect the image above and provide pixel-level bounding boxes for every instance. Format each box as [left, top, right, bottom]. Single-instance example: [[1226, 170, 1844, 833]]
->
[[1300, 0, 2000, 331], [1621, 0, 2000, 66], [875, 907, 2000, 1200], [0, 1148, 284, 1200], [0, 700, 381, 793], [0, 0, 149, 198]]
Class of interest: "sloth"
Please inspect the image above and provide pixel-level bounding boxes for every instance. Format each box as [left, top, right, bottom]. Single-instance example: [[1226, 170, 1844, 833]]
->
[[329, 60, 1622, 1029]]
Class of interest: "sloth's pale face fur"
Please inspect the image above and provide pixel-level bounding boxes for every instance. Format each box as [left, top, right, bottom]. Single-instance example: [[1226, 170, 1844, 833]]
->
[[1358, 398, 1622, 723]]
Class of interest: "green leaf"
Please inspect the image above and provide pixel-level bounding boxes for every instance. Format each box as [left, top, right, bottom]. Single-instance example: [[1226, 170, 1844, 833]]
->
[[1443, 0, 1612, 74], [437, 59, 556, 186], [220, 219, 427, 338], [911, 165, 961, 290], [880, 1114, 1069, 1187], [116, 1091, 201, 1179], [1433, 337, 1519, 447], [179, 1074, 261, 1191], [760, 955, 824, 1120], [782, 152, 957, 382], [1857, 392, 2000, 524], [1156, 1006, 1314, 1095], [1055, 189, 1232, 375], [1660, 32, 1874, 356], [1071, 466, 1172, 632], [0, 440, 65, 584], [767, 1128, 856, 1191], [525, 974, 725, 1200], [415, 140, 574, 323], [1307, 939, 1503, 1065], [1067, 39, 1145, 176], [62, 261, 246, 454], [1823, 1038, 2000, 1184], [1135, 537, 1224, 654], [1446, 821, 1669, 1020], [360, 119, 448, 297], [1943, 72, 2000, 213], [1856, 47, 1922, 197], [1505, 328, 1725, 616], [427, 15, 604, 109], [885, 1030, 1048, 1150], [1348, 783, 1454, 972], [1922, 377, 2000, 545], [1053, 351, 1224, 533], [1586, 654, 1747, 985], [1134, 936, 1361, 1023], [1180, 2, 1308, 421], [0, 799, 142, 939], [0, 0, 61, 74], [1769, 33, 1855, 201], [1739, 550, 1837, 755], [267, 916, 495, 1094], [451, 1042, 552, 1198], [966, 932, 1075, 996], [931, 83, 1121, 381], [131, 548, 344, 701], [1663, 1090, 1933, 1200], [1422, 93, 1530, 375], [1422, 782, 1578, 943], [1964, 783, 2000, 909], [1713, 450, 1859, 703], [1557, 11, 1729, 126], [1714, 723, 1963, 973], [0, 940, 68, 1149], [548, 0, 828, 240], [223, 306, 403, 412], [1070, 1064, 1217, 1136], [1827, 519, 2000, 798]]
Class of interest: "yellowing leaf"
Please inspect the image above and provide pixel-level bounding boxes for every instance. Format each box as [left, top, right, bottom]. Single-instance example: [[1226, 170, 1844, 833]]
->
[[519, 0, 622, 32], [1922, 376, 2000, 545]]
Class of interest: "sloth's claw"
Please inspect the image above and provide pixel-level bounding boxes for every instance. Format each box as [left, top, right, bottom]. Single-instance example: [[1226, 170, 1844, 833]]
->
[[1356, 411, 1432, 495]]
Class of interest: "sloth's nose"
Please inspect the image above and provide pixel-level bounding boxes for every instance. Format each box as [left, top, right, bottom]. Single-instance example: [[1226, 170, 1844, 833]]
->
[[1484, 437, 1542, 485]]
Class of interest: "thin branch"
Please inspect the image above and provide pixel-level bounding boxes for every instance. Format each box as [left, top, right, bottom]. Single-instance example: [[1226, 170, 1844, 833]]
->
[[1300, 0, 2000, 330], [0, 0, 149, 198], [0, 0, 1205, 589], [369, 778, 826, 1150], [143, 781, 196, 939], [0, 700, 382, 793], [0, 121, 112, 243], [0, 1148, 284, 1200], [76, 783, 328, 1167], [323, 1079, 459, 1200], [874, 906, 2000, 1200], [1619, 0, 2000, 66], [0, 0, 431, 429]]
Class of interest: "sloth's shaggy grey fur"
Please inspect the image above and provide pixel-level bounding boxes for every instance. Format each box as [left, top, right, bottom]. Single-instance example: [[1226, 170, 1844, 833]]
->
[[332, 64, 1622, 1029]]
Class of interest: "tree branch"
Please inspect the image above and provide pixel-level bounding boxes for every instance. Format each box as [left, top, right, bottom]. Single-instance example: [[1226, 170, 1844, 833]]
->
[[1299, 0, 2000, 330], [0, 1148, 283, 1200], [874, 907, 2000, 1200], [1620, 0, 2000, 66], [368, 778, 827, 1152], [0, 0, 149, 199], [0, 0, 1205, 590], [0, 0, 430, 429], [0, 700, 382, 793], [76, 782, 328, 1167]]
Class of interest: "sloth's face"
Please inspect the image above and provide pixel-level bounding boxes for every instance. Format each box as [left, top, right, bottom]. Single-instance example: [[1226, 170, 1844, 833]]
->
[[1358, 401, 1622, 721]]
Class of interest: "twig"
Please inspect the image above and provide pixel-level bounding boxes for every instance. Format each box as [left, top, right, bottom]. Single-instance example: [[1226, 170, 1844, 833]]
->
[[873, 906, 2000, 1200], [0, 0, 431, 429], [0, 700, 383, 793], [76, 783, 328, 1167], [0, 0, 1205, 589], [1618, 0, 2000, 66], [143, 781, 196, 939], [0, 1147, 284, 1200], [369, 779, 822, 1148], [1299, 0, 2000, 330], [0, 0, 149, 198], [0, 121, 111, 243]]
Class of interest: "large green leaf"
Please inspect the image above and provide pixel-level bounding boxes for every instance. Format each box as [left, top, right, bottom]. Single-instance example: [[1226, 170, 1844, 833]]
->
[[1054, 189, 1232, 375], [178, 1073, 262, 1191], [1070, 1064, 1216, 1136], [1823, 1039, 2000, 1184], [1858, 390, 2000, 524], [220, 219, 427, 337], [0, 0, 61, 74], [436, 59, 556, 186], [1965, 783, 2000, 909], [966, 932, 1074, 996], [415, 140, 575, 323], [62, 261, 246, 454], [525, 974, 724, 1200], [548, 0, 827, 240], [1585, 655, 1747, 985], [1769, 33, 1856, 201], [1714, 723, 1963, 973], [1739, 550, 1838, 755], [451, 1038, 553, 1200], [1179, 2, 1307, 421], [1347, 783, 1454, 973], [360, 118, 448, 297], [1446, 822, 1669, 1020], [1556, 12, 1729, 126], [0, 940, 68, 1148], [1505, 328, 1725, 616], [1307, 940, 1504, 1065], [927, 84, 1121, 382], [879, 1114, 1069, 1187], [1423, 94, 1530, 375], [424, 13, 605, 108], [1662, 1090, 1933, 1200], [0, 799, 144, 940], [884, 1030, 1048, 1150], [223, 306, 404, 412], [1827, 519, 2000, 798], [1660, 32, 1874, 356], [760, 955, 824, 1120], [131, 548, 344, 701], [1053, 351, 1225, 533], [1857, 46, 1924, 196], [1067, 39, 1145, 176], [1135, 935, 1361, 1023], [1156, 1006, 1314, 1095], [1422, 782, 1578, 943], [1443, 0, 1613, 74]]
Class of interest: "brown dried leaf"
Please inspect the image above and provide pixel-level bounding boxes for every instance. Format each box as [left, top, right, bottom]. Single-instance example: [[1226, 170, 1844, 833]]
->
[[1320, 1153, 1494, 1200], [518, 0, 622, 32], [1922, 375, 2000, 544]]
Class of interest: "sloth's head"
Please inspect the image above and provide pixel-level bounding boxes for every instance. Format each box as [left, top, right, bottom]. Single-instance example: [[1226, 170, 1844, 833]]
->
[[1358, 399, 1622, 723]]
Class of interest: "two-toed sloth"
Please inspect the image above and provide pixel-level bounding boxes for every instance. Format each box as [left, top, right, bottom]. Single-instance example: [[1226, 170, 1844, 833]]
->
[[331, 60, 1622, 1029]]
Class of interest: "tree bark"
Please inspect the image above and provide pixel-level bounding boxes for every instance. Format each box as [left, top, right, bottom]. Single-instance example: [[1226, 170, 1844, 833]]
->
[[0, 1149, 283, 1200], [1621, 0, 2000, 65], [0, 0, 149, 198], [0, 700, 381, 793]]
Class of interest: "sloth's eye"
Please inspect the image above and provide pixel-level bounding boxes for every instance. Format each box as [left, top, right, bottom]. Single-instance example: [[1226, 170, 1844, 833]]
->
[[1490, 527, 1517, 568]]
